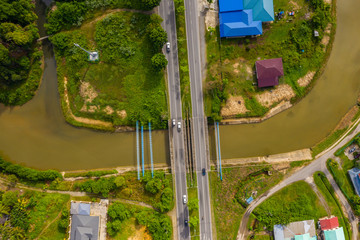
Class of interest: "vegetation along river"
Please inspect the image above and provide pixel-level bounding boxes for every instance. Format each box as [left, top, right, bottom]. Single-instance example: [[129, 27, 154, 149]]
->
[[0, 0, 359, 170]]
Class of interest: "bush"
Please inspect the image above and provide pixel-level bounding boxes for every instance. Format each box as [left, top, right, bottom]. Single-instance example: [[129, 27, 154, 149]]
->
[[0, 157, 62, 182], [79, 177, 116, 197], [151, 53, 168, 71]]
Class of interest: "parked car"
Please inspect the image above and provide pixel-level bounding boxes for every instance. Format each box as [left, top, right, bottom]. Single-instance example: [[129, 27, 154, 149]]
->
[[202, 168, 206, 176], [349, 147, 356, 154], [183, 194, 187, 204], [166, 42, 170, 52]]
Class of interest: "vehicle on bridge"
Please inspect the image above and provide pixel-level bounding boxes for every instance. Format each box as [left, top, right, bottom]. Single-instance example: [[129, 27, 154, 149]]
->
[[178, 121, 181, 131]]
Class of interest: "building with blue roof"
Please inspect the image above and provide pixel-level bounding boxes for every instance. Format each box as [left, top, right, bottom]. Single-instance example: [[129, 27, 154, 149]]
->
[[219, 10, 262, 37], [219, 0, 243, 13], [218, 0, 274, 38], [348, 168, 360, 196], [323, 227, 345, 240], [243, 0, 275, 22]]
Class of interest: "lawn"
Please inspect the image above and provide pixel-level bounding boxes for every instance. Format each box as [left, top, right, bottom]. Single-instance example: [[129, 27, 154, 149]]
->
[[313, 172, 351, 240], [210, 164, 287, 240], [51, 11, 168, 130], [205, 0, 334, 120], [188, 183, 200, 239], [252, 181, 327, 230]]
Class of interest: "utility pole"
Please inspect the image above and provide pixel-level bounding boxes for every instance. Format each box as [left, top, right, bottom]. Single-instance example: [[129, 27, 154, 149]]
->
[[73, 43, 99, 62]]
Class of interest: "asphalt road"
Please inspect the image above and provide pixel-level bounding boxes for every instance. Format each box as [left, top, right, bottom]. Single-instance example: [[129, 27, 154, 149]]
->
[[159, 1, 190, 239], [237, 119, 360, 240], [184, 0, 213, 239]]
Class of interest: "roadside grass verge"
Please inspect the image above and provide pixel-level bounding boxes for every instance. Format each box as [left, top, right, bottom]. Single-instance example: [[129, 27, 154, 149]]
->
[[252, 181, 327, 230], [313, 171, 351, 240], [187, 179, 200, 239], [312, 128, 348, 157], [174, 0, 191, 114], [210, 164, 286, 240]]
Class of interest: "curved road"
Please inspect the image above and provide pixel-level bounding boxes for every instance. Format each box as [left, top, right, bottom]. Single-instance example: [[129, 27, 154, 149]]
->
[[237, 119, 360, 240]]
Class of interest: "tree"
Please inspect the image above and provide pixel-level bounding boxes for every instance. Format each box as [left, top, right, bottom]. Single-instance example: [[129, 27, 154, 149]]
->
[[148, 25, 167, 50], [2, 191, 18, 208], [189, 216, 199, 229], [107, 202, 130, 221], [145, 178, 162, 194], [158, 187, 173, 212], [187, 198, 198, 213], [151, 53, 168, 71], [114, 176, 125, 188], [142, 0, 162, 10]]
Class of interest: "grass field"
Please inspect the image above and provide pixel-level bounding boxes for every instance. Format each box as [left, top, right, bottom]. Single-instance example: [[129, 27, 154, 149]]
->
[[205, 0, 334, 120], [313, 172, 351, 240], [210, 164, 287, 240], [311, 128, 348, 157], [253, 181, 327, 230], [52, 11, 168, 129]]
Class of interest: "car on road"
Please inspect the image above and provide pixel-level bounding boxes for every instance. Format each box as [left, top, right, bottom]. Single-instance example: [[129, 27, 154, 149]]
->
[[349, 147, 356, 154], [183, 194, 187, 204], [166, 42, 170, 52], [184, 219, 188, 226], [202, 168, 206, 176], [178, 121, 181, 131], [172, 119, 176, 127]]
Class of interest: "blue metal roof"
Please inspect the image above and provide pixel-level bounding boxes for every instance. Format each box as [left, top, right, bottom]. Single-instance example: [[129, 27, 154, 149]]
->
[[243, 0, 275, 22], [219, 0, 243, 13], [219, 10, 262, 37]]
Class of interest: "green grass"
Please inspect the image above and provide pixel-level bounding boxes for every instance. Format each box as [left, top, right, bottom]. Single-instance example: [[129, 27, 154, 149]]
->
[[204, 0, 334, 120], [174, 0, 191, 113], [52, 11, 168, 130], [210, 165, 285, 240], [312, 128, 348, 157], [326, 158, 355, 202], [253, 181, 327, 230], [188, 183, 200, 239], [64, 169, 117, 178], [313, 172, 351, 240]]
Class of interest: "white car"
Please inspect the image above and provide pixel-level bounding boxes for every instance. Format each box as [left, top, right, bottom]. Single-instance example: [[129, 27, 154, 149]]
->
[[166, 42, 170, 52], [183, 195, 187, 204], [177, 121, 181, 131], [172, 119, 176, 126]]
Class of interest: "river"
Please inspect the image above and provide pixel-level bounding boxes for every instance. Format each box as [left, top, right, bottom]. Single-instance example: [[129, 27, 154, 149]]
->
[[0, 0, 359, 170]]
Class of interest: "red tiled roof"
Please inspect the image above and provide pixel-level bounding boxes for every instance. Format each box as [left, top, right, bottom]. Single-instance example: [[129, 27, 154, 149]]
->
[[319, 217, 339, 230], [255, 58, 284, 88]]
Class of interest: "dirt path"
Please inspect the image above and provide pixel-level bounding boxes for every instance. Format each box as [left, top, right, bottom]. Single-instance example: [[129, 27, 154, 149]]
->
[[305, 176, 332, 216], [35, 207, 64, 240], [63, 77, 113, 128]]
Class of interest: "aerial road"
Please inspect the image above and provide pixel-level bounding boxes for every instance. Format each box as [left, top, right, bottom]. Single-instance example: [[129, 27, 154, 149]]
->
[[184, 0, 213, 239], [159, 0, 190, 239]]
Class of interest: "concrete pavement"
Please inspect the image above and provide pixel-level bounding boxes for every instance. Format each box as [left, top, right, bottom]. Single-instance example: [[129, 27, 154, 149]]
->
[[159, 0, 190, 239], [184, 0, 213, 239], [237, 119, 360, 240]]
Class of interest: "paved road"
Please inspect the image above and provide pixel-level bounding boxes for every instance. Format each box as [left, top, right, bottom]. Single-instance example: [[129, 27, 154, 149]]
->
[[237, 119, 360, 240], [159, 1, 190, 239], [184, 0, 213, 239]]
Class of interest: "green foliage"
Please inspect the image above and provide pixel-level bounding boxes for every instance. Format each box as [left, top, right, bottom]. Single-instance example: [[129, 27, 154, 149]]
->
[[2, 191, 18, 208], [253, 181, 327, 230], [79, 177, 116, 197], [108, 202, 131, 221], [10, 201, 29, 232], [189, 216, 199, 229], [157, 187, 173, 213], [64, 169, 117, 178], [145, 178, 163, 194], [151, 53, 168, 71], [147, 25, 167, 51], [312, 128, 347, 157], [58, 209, 69, 232], [0, 157, 63, 182], [135, 209, 172, 239], [114, 176, 126, 188]]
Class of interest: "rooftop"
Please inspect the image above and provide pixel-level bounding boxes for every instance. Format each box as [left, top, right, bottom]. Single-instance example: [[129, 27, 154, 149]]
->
[[319, 217, 339, 231], [219, 0, 244, 13], [274, 220, 316, 240], [70, 215, 99, 240], [255, 58, 284, 88], [324, 227, 345, 240], [348, 168, 360, 196]]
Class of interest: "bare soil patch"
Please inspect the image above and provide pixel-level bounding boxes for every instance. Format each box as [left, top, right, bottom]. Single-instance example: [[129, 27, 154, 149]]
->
[[297, 71, 315, 87], [256, 84, 295, 108], [205, 10, 218, 29], [117, 109, 127, 119], [334, 106, 359, 131], [221, 95, 248, 117], [128, 226, 152, 240], [103, 105, 114, 115], [289, 0, 300, 10]]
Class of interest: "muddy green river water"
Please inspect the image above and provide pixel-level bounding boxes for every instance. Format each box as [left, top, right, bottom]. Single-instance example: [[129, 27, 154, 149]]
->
[[0, 0, 359, 170]]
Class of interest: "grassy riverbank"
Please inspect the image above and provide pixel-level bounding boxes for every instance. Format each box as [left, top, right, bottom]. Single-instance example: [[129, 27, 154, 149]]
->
[[50, 9, 168, 130], [205, 0, 335, 121]]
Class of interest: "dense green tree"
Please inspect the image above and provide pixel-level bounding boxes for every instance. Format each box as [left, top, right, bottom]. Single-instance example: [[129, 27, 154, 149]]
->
[[151, 53, 168, 71], [188, 198, 198, 213], [10, 201, 29, 231], [189, 216, 199, 229], [142, 0, 162, 9], [114, 176, 126, 188], [148, 25, 167, 50], [108, 202, 130, 221], [145, 178, 162, 194], [158, 187, 173, 212], [2, 191, 18, 208]]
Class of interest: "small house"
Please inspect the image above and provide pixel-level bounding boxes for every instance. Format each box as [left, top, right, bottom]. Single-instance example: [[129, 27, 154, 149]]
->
[[348, 168, 360, 196], [319, 216, 339, 231], [255, 58, 284, 88]]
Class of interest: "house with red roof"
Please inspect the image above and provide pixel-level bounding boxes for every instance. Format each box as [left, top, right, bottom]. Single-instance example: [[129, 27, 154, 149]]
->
[[319, 216, 339, 231], [255, 58, 284, 88]]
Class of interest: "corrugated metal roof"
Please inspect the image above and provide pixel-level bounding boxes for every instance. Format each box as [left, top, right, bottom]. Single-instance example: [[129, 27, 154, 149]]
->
[[319, 217, 339, 230], [348, 168, 360, 196], [255, 58, 284, 88], [274, 220, 316, 240], [219, 0, 243, 13], [324, 227, 346, 240], [243, 0, 275, 22], [219, 10, 262, 37]]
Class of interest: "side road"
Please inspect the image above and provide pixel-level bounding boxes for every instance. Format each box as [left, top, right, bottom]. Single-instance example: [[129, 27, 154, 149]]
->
[[237, 118, 360, 240]]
